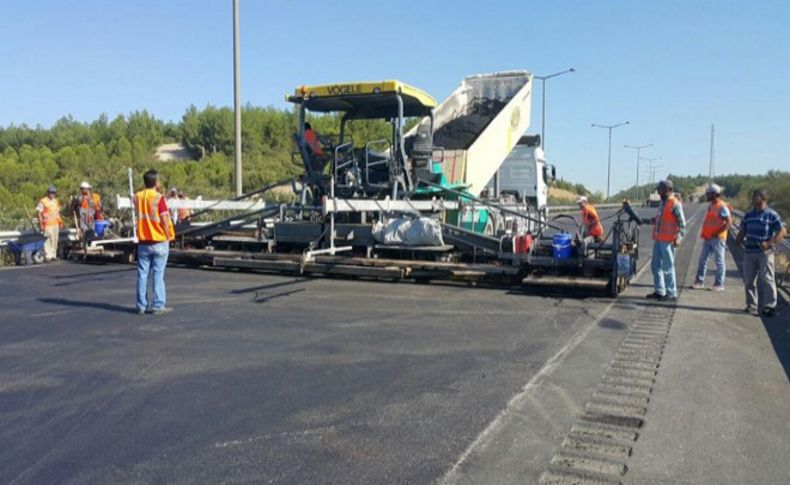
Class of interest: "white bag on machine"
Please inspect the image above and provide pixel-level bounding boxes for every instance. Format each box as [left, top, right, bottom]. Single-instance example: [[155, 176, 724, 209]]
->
[[372, 217, 444, 246]]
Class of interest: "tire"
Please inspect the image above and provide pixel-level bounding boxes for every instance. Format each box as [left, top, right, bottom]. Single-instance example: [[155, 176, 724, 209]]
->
[[484, 219, 495, 236], [494, 218, 506, 237], [32, 250, 45, 265]]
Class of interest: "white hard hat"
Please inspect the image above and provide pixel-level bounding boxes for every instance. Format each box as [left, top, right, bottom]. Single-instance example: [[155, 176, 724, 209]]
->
[[705, 183, 722, 195], [80, 181, 91, 189], [576, 196, 588, 204]]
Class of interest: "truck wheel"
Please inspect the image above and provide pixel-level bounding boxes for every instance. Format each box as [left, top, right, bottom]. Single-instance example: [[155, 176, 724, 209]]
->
[[484, 219, 495, 236]]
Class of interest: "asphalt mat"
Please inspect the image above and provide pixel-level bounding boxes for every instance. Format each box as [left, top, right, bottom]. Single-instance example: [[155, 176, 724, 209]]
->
[[0, 205, 677, 484], [1, 264, 628, 483]]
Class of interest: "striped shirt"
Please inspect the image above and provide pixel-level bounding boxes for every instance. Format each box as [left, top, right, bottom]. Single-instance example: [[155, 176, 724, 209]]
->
[[741, 207, 784, 252]]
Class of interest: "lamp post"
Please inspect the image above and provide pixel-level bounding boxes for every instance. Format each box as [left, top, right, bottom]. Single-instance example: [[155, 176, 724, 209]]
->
[[232, 0, 242, 196], [534, 68, 575, 153], [592, 121, 630, 199], [624, 143, 652, 201]]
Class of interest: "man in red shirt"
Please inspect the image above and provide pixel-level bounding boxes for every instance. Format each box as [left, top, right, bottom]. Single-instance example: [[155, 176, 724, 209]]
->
[[577, 196, 604, 242]]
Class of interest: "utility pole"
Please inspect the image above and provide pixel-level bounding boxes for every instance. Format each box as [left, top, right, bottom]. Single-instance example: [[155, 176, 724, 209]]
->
[[625, 143, 652, 201], [643, 157, 663, 186], [233, 0, 243, 196], [592, 121, 630, 199], [708, 124, 715, 181], [534, 68, 575, 153]]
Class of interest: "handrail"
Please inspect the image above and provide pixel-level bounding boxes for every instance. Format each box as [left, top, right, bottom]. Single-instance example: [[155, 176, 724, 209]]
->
[[364, 139, 391, 189]]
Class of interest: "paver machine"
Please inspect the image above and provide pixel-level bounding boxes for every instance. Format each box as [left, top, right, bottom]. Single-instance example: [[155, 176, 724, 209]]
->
[[100, 72, 643, 296], [276, 79, 496, 255]]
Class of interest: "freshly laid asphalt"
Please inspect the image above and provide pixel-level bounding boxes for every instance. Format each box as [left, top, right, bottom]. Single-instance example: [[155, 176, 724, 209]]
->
[[0, 206, 691, 484]]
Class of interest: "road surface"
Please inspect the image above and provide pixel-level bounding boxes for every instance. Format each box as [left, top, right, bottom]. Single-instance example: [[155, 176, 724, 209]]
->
[[0, 205, 705, 484]]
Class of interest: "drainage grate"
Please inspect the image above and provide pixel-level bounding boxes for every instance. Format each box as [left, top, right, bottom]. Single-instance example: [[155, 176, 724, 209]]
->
[[540, 306, 676, 485]]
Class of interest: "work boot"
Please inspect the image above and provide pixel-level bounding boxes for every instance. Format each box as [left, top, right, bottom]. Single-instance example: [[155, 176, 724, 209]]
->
[[762, 307, 777, 317], [646, 292, 665, 300], [150, 307, 173, 315], [664, 295, 678, 303], [743, 306, 758, 316], [712, 285, 725, 292], [691, 280, 704, 290]]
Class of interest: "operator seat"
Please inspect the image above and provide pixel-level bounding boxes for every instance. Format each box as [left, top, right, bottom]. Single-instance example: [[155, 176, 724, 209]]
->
[[410, 123, 443, 184]]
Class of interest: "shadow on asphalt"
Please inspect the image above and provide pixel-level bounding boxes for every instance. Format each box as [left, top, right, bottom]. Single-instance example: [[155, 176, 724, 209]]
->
[[229, 278, 310, 294], [254, 288, 305, 304], [37, 297, 137, 314], [53, 267, 134, 279], [506, 286, 604, 300], [759, 311, 790, 382], [728, 240, 790, 382]]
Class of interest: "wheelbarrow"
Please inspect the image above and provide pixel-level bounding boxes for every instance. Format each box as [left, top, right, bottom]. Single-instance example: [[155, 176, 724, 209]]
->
[[6, 233, 47, 265]]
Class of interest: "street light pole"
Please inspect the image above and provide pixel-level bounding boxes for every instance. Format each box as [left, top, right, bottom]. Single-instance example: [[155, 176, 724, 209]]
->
[[232, 0, 242, 196], [591, 121, 630, 199], [624, 143, 652, 201], [534, 68, 575, 153], [642, 157, 662, 186]]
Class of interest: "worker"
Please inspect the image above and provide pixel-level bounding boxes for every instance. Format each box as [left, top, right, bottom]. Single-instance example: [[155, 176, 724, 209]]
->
[[644, 179, 686, 302], [177, 191, 191, 223], [692, 184, 730, 291], [736, 189, 786, 317], [303, 122, 330, 171], [73, 181, 102, 236], [134, 169, 175, 315], [36, 185, 63, 262], [166, 187, 179, 224], [303, 122, 327, 157], [576, 196, 604, 242]]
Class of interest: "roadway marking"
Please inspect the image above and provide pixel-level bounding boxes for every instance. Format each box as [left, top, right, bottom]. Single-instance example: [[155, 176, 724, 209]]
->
[[438, 257, 655, 484]]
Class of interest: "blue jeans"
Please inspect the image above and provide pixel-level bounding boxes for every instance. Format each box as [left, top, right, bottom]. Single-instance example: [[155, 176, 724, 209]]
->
[[136, 242, 169, 311], [651, 241, 677, 297], [695, 238, 726, 287]]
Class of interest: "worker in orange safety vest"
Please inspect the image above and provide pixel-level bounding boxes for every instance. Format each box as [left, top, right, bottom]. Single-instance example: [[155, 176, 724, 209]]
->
[[303, 122, 330, 172], [577, 196, 604, 242], [73, 181, 103, 236], [643, 179, 686, 302], [36, 185, 63, 261], [176, 191, 191, 223], [692, 184, 731, 290], [134, 169, 174, 315]]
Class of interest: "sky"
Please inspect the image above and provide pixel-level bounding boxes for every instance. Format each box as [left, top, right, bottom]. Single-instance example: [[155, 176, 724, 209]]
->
[[1, 0, 788, 194]]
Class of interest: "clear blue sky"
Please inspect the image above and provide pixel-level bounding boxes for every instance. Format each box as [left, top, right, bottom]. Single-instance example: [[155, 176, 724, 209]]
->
[[1, 0, 788, 194]]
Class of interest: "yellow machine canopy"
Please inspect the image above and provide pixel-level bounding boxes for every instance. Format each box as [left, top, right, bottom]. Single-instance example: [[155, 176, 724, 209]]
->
[[287, 80, 437, 119]]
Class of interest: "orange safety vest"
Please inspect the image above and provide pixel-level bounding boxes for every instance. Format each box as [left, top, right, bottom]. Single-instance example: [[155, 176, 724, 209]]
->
[[79, 192, 101, 209], [700, 199, 728, 240], [581, 204, 604, 238], [39, 197, 62, 228], [135, 189, 174, 242], [304, 129, 326, 157], [79, 192, 103, 220], [652, 196, 681, 242]]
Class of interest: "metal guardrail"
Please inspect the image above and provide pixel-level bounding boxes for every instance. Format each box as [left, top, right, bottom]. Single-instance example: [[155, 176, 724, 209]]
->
[[547, 203, 622, 213]]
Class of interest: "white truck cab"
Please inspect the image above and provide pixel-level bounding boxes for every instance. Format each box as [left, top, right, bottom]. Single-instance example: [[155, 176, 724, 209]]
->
[[484, 135, 556, 234], [494, 135, 554, 211]]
